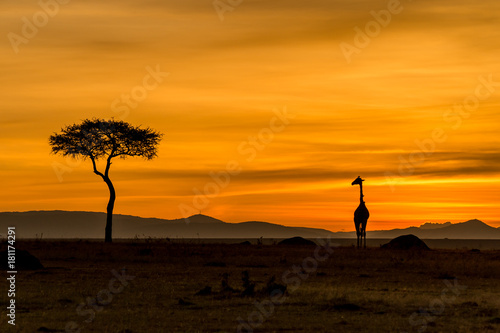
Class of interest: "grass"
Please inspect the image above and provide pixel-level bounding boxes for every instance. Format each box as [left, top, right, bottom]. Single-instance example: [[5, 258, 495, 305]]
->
[[2, 239, 500, 332]]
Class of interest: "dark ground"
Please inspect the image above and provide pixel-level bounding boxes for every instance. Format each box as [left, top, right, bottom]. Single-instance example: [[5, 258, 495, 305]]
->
[[1, 239, 500, 332]]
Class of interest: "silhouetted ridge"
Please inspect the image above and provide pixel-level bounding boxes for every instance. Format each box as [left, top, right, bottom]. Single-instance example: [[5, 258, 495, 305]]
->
[[1, 211, 498, 239], [186, 214, 225, 224], [0, 211, 335, 238], [460, 219, 486, 226], [420, 221, 452, 229]]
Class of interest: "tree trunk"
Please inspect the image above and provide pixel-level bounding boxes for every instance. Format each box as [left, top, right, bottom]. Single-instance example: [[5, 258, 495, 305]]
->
[[104, 177, 116, 243]]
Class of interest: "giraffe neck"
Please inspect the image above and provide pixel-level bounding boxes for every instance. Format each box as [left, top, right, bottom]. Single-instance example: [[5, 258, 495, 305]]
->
[[359, 183, 364, 203]]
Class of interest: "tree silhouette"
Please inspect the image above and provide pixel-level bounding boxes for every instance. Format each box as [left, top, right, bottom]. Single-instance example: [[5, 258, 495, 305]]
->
[[49, 118, 162, 243]]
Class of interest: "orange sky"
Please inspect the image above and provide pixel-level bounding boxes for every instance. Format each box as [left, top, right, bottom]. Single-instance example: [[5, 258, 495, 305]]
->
[[1, 0, 499, 231]]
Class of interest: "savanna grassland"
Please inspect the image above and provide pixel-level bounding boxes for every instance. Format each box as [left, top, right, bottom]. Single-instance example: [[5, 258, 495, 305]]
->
[[2, 239, 500, 333]]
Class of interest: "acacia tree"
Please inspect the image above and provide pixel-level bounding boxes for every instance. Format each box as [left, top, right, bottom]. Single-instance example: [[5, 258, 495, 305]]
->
[[49, 118, 162, 243]]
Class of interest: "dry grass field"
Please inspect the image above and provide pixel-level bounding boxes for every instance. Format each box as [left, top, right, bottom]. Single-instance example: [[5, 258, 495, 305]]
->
[[2, 239, 500, 333]]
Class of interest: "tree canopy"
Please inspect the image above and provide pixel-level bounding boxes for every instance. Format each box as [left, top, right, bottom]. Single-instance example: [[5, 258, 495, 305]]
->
[[49, 118, 162, 162]]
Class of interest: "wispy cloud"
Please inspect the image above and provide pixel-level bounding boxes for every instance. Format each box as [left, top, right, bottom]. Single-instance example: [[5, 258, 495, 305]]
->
[[1, 0, 499, 229]]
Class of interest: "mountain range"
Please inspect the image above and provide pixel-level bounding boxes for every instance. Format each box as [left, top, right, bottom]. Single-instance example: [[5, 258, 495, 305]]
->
[[0, 211, 499, 239]]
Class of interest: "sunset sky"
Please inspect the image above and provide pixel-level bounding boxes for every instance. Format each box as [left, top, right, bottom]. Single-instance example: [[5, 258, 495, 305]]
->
[[1, 0, 499, 231]]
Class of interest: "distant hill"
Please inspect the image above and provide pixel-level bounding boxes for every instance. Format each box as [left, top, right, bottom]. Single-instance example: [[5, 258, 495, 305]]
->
[[419, 222, 452, 229], [0, 211, 498, 239], [334, 219, 500, 239], [0, 211, 335, 239]]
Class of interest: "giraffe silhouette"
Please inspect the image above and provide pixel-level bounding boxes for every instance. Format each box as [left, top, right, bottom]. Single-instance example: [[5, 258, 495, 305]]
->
[[352, 176, 369, 249]]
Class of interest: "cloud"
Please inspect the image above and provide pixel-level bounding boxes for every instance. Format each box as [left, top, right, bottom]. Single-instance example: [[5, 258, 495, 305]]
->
[[0, 0, 499, 229]]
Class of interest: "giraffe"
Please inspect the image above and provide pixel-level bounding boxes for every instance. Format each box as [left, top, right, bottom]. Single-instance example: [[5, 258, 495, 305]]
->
[[351, 176, 369, 249]]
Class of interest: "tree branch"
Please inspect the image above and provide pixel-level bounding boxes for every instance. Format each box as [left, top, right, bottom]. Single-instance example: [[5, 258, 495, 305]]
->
[[90, 155, 105, 178], [105, 146, 116, 178]]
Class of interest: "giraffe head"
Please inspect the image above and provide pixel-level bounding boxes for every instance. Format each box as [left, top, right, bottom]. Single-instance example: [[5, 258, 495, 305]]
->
[[351, 176, 364, 186]]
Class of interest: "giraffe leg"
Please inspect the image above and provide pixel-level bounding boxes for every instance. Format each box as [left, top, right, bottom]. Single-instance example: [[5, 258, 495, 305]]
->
[[363, 230, 366, 249]]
